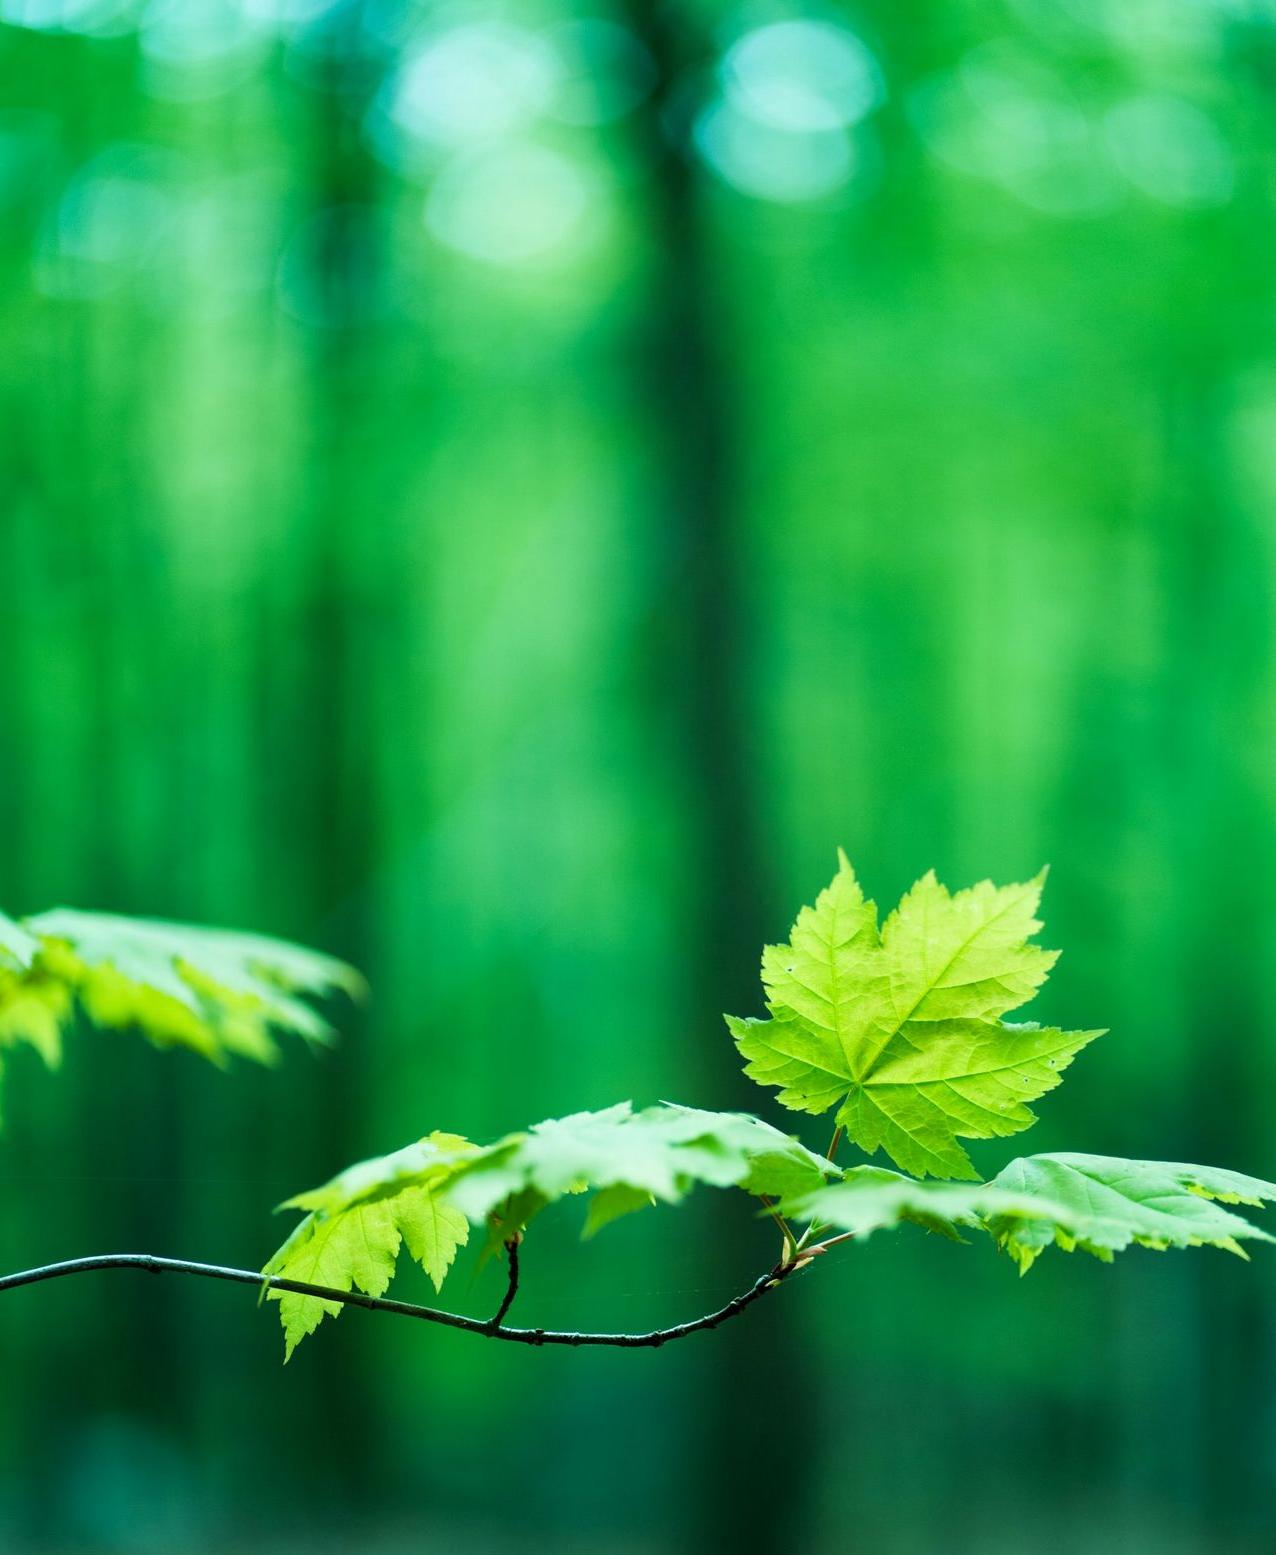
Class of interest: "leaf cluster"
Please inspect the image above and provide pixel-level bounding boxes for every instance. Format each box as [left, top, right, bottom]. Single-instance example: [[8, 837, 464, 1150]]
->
[[263, 855, 1276, 1354], [0, 904, 361, 1120], [264, 1102, 837, 1356], [12, 856, 1270, 1360]]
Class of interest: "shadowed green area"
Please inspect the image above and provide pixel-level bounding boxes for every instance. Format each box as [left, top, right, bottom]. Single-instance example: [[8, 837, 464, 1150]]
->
[[2, 1, 1276, 1552]]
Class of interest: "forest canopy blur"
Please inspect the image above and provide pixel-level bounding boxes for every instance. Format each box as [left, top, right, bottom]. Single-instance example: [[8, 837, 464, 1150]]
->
[[2, 2, 1275, 1553]]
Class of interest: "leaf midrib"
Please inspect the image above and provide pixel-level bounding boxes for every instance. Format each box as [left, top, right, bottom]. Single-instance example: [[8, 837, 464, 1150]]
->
[[866, 1025, 1087, 1086]]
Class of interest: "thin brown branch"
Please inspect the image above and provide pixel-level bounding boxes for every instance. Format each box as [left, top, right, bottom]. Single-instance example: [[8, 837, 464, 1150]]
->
[[0, 1252, 799, 1350]]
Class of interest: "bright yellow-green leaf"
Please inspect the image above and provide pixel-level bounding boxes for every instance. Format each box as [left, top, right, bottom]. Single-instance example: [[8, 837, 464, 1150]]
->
[[438, 1102, 838, 1230], [396, 1186, 472, 1290], [263, 1135, 473, 1360], [286, 1105, 835, 1236], [281, 1131, 477, 1217], [729, 855, 1103, 1178], [784, 1164, 1081, 1245], [0, 906, 363, 1123], [784, 1155, 1276, 1275], [986, 1154, 1276, 1272], [267, 1103, 840, 1353], [264, 1130, 475, 1356], [27, 908, 363, 1056], [264, 1199, 403, 1361], [0, 912, 37, 972], [0, 956, 73, 1125], [0, 968, 70, 1068]]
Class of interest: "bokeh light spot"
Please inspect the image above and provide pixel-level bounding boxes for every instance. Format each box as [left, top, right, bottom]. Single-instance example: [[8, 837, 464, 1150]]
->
[[424, 142, 596, 266], [0, 0, 127, 33], [1104, 95, 1235, 209], [694, 99, 856, 203], [36, 144, 176, 299], [722, 20, 883, 134], [387, 21, 561, 149], [910, 47, 1122, 217]]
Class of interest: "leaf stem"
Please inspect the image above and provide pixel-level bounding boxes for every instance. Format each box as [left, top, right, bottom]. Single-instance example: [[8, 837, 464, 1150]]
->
[[789, 1125, 847, 1254], [0, 1252, 800, 1351], [489, 1238, 520, 1329], [803, 1229, 856, 1256], [758, 1195, 798, 1257]]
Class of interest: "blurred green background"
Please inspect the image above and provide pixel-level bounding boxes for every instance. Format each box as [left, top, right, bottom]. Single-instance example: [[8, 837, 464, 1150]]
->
[[2, 0, 1275, 1551]]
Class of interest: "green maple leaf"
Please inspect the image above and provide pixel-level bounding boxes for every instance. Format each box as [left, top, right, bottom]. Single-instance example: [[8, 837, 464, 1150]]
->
[[281, 1130, 477, 1218], [264, 1131, 474, 1359], [264, 1200, 402, 1360], [264, 1189, 470, 1362], [782, 1165, 1082, 1245], [291, 1103, 837, 1245], [727, 853, 1103, 1179], [986, 1154, 1276, 1271], [0, 905, 363, 1125], [0, 912, 37, 973], [267, 1103, 839, 1353], [439, 1102, 837, 1236], [0, 958, 73, 1115], [784, 1155, 1276, 1273], [0, 911, 58, 1116], [6, 908, 361, 1064]]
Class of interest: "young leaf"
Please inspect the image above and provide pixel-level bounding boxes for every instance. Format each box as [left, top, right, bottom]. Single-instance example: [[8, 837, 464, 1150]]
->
[[263, 1200, 402, 1360], [0, 966, 71, 1069], [0, 912, 37, 972], [281, 1131, 477, 1218], [986, 1154, 1276, 1271], [266, 1104, 839, 1353], [728, 854, 1103, 1179], [438, 1102, 839, 1233], [264, 1131, 475, 1358], [263, 1130, 481, 1357], [785, 1155, 1276, 1274], [0, 908, 363, 1116], [783, 1166, 1082, 1245], [263, 1183, 470, 1361], [284, 1104, 835, 1235], [582, 1184, 657, 1239]]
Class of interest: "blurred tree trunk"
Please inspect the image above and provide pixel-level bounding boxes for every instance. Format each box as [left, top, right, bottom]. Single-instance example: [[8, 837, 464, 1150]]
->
[[618, 6, 810, 1551], [271, 7, 387, 1504]]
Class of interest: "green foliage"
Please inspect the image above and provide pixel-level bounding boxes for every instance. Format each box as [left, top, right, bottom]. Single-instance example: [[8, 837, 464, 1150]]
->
[[727, 853, 1103, 1178], [265, 1132, 473, 1359], [785, 1154, 1276, 1270], [779, 1165, 1080, 1245], [0, 912, 37, 972], [985, 1154, 1276, 1271], [0, 904, 361, 1121], [441, 1102, 838, 1235], [267, 1102, 838, 1352], [10, 856, 1264, 1360], [0, 913, 63, 1109], [259, 854, 1276, 1357]]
